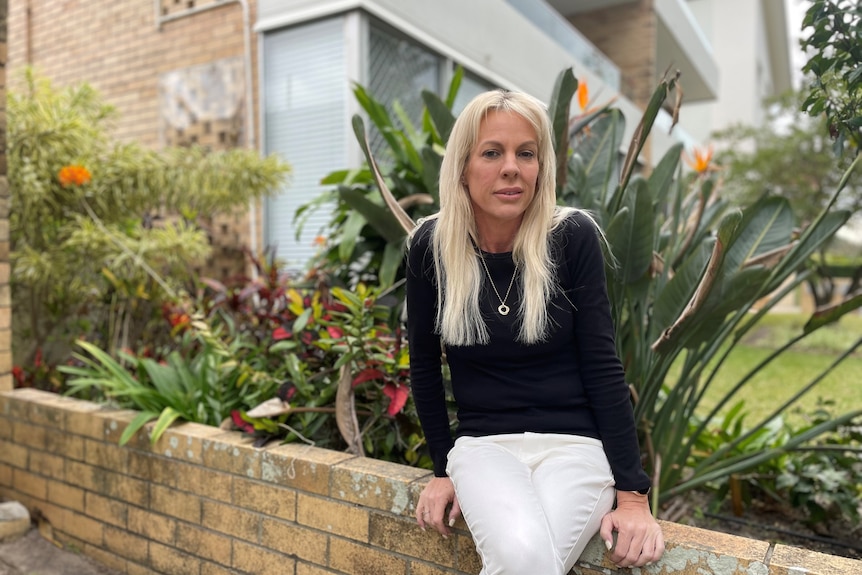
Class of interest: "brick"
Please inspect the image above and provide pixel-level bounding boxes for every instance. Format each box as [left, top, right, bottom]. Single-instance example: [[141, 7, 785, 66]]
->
[[232, 540, 295, 575], [64, 460, 99, 491], [85, 438, 130, 472], [369, 512, 455, 566], [296, 563, 339, 575], [0, 438, 28, 468], [13, 468, 47, 499], [328, 537, 407, 575], [32, 500, 70, 533], [61, 510, 104, 546], [12, 420, 47, 450], [26, 394, 69, 427], [151, 482, 202, 523], [200, 562, 238, 575], [331, 457, 427, 516], [128, 506, 177, 545], [104, 525, 150, 564], [81, 543, 129, 573], [47, 479, 85, 512], [2, 389, 44, 419], [409, 563, 457, 575], [232, 476, 295, 521], [0, 462, 11, 488], [201, 432, 262, 479], [201, 500, 260, 542], [261, 444, 355, 495], [29, 451, 65, 479], [101, 409, 147, 444], [455, 534, 482, 574], [0, 414, 11, 439], [260, 518, 328, 564], [770, 544, 862, 575], [297, 493, 368, 541], [176, 523, 233, 565], [126, 562, 162, 575], [44, 427, 85, 461], [62, 402, 109, 438], [180, 464, 233, 503], [150, 541, 201, 575], [127, 450, 155, 481], [93, 467, 150, 507], [84, 492, 128, 528], [151, 422, 223, 464]]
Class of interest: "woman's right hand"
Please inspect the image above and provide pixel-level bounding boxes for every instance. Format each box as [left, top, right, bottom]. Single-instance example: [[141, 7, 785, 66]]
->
[[416, 476, 461, 537]]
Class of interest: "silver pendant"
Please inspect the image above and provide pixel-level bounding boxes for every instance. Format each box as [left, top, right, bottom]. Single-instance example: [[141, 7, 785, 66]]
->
[[498, 304, 510, 316]]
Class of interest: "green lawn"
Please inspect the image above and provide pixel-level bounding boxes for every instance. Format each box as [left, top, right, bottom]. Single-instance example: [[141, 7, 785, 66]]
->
[[669, 313, 862, 426]]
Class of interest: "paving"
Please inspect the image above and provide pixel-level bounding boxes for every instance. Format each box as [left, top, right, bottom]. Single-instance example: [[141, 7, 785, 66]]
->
[[0, 500, 122, 575]]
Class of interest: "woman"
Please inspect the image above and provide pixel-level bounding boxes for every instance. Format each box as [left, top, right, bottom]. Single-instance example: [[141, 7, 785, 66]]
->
[[406, 89, 664, 573]]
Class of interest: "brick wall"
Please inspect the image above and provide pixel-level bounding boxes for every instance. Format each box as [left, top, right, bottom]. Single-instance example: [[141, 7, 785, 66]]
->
[[6, 0, 263, 281], [2, 389, 860, 575], [0, 0, 9, 393]]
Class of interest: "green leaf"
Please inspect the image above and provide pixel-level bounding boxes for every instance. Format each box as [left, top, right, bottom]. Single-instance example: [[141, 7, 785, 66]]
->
[[292, 307, 313, 333], [119, 411, 159, 446], [149, 407, 184, 443], [378, 238, 406, 289], [337, 187, 406, 244], [422, 90, 456, 144]]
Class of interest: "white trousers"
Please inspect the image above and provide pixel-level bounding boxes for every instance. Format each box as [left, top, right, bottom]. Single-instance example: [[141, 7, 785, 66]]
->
[[446, 433, 616, 575]]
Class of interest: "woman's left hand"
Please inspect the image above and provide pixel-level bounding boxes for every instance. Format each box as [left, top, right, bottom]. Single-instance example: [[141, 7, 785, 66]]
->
[[599, 491, 665, 568]]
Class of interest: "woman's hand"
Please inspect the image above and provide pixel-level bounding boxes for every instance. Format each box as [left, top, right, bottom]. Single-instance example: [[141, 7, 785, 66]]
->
[[599, 491, 665, 568], [416, 476, 461, 538]]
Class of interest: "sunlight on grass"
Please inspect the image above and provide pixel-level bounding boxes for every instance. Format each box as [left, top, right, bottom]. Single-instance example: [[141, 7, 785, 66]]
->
[[667, 313, 862, 426]]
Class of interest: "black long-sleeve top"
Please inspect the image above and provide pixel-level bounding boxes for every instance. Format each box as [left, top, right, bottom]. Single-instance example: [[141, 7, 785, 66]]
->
[[405, 211, 650, 491]]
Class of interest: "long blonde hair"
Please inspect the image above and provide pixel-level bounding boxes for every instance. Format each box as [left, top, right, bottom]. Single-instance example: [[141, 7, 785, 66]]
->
[[413, 90, 579, 346]]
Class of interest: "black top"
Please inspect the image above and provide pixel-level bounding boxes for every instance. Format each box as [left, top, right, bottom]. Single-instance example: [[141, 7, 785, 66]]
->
[[405, 211, 650, 491]]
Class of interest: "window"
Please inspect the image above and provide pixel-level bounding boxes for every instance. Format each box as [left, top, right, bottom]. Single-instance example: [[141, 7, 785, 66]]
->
[[262, 17, 348, 270]]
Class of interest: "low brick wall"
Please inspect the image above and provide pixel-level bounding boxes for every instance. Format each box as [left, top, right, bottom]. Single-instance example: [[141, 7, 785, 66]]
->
[[0, 388, 859, 575]]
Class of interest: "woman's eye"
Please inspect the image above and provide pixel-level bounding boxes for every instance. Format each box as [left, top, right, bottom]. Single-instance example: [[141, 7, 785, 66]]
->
[[482, 150, 500, 158], [519, 150, 536, 159]]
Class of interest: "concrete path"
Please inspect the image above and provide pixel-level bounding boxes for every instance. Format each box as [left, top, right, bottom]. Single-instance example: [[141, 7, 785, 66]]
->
[[0, 528, 122, 575]]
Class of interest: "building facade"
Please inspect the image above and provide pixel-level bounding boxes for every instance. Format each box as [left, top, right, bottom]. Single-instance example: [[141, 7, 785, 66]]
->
[[7, 0, 791, 270]]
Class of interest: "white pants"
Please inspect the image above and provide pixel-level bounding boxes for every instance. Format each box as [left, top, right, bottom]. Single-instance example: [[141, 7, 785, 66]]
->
[[446, 433, 616, 575]]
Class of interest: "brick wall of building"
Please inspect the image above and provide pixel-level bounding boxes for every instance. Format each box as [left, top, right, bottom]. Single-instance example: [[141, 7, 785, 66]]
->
[[2, 388, 860, 575], [570, 0, 658, 111], [0, 0, 10, 393], [6, 0, 265, 281]]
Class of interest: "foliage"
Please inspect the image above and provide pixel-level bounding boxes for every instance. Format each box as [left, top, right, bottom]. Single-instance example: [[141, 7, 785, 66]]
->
[[800, 0, 862, 154], [712, 89, 862, 306], [200, 250, 430, 465], [690, 400, 862, 527], [59, 311, 280, 445], [8, 70, 290, 372], [338, 65, 862, 508], [297, 69, 466, 290], [713, 90, 861, 222], [545, 69, 862, 505]]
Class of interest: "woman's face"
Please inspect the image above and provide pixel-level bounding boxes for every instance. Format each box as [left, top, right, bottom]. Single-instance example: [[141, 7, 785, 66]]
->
[[463, 110, 539, 234]]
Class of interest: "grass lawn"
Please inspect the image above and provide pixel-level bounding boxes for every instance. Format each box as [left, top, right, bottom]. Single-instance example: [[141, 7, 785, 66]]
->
[[671, 312, 862, 427]]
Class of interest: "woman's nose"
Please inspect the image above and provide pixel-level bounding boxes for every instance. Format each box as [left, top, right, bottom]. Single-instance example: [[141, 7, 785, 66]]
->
[[501, 153, 520, 177]]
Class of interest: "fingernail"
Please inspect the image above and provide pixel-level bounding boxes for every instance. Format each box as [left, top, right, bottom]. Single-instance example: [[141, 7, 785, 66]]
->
[[448, 518, 456, 527], [604, 539, 612, 551], [442, 534, 448, 540]]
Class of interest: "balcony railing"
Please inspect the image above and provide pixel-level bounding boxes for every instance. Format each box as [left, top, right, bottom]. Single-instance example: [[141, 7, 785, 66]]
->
[[504, 0, 621, 91]]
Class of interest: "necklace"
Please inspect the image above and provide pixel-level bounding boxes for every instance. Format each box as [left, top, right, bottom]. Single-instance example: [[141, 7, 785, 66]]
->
[[476, 249, 518, 316]]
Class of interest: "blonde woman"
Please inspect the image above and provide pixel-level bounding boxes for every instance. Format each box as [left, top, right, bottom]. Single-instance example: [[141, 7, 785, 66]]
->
[[406, 89, 664, 573]]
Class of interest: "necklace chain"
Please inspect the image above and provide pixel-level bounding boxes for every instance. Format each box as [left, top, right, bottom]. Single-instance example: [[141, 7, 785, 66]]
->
[[477, 250, 518, 316]]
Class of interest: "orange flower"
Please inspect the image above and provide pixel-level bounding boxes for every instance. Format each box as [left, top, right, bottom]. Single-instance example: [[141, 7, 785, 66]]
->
[[58, 165, 92, 187], [577, 80, 589, 111], [683, 146, 714, 174], [313, 235, 327, 247]]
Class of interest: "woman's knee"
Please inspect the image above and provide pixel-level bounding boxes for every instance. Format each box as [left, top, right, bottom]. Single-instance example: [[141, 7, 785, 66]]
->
[[478, 525, 561, 575]]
